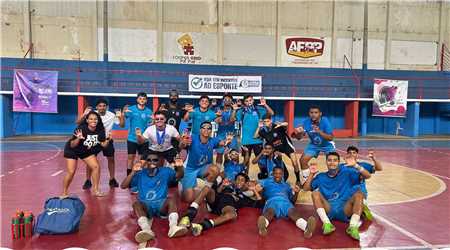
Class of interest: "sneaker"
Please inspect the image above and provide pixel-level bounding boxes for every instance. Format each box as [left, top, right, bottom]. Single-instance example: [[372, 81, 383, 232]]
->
[[362, 204, 373, 221], [135, 230, 155, 243], [168, 225, 188, 238], [82, 180, 92, 190], [130, 186, 139, 194], [179, 216, 191, 228], [346, 226, 360, 240], [303, 216, 316, 239], [191, 223, 203, 236], [322, 222, 335, 235], [257, 216, 268, 236], [109, 178, 119, 188]]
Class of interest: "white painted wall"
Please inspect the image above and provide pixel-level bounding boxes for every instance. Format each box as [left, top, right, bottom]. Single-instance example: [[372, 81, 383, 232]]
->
[[1, 0, 449, 71]]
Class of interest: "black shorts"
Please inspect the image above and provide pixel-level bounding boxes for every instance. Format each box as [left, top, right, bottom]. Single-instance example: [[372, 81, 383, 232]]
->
[[127, 141, 149, 155], [243, 143, 263, 157], [63, 142, 99, 160], [275, 143, 295, 155], [208, 193, 237, 215], [101, 139, 115, 157], [144, 148, 178, 163]]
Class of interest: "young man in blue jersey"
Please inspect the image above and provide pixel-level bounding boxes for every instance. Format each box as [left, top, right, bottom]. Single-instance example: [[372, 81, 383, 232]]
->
[[341, 146, 383, 220], [222, 146, 250, 181], [256, 166, 316, 238], [183, 95, 219, 136], [292, 105, 335, 184], [252, 143, 289, 181], [236, 95, 274, 158], [179, 121, 234, 203], [119, 92, 153, 176], [303, 152, 372, 241], [214, 93, 240, 165], [120, 153, 187, 244]]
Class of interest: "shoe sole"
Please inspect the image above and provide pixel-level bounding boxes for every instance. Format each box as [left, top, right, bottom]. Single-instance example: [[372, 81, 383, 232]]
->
[[168, 226, 188, 238], [135, 231, 154, 243], [257, 216, 268, 236], [304, 216, 316, 239]]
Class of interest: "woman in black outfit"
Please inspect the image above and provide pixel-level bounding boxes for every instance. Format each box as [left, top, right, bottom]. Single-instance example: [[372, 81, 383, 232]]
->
[[61, 111, 111, 197]]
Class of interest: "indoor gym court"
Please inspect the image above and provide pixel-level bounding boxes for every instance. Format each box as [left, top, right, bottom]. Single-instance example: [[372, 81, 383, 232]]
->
[[1, 138, 449, 250], [1, 0, 450, 249]]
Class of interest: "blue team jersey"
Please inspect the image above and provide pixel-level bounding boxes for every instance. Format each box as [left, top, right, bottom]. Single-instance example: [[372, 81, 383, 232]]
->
[[259, 178, 293, 201], [339, 161, 375, 197], [125, 105, 153, 143], [302, 116, 333, 147], [217, 108, 235, 137], [131, 167, 176, 203], [189, 107, 217, 135], [223, 160, 245, 180], [258, 155, 283, 176], [236, 106, 266, 145], [311, 167, 361, 202], [185, 135, 221, 170]]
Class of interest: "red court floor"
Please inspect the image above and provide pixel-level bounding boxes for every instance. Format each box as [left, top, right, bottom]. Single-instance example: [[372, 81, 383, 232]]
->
[[0, 138, 449, 250]]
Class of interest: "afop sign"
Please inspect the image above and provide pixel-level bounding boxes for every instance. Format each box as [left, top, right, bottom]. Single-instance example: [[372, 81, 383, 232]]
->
[[286, 37, 324, 58], [188, 74, 262, 93]]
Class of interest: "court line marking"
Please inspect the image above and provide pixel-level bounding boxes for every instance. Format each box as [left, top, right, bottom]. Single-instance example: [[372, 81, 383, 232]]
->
[[0, 142, 62, 178], [51, 170, 64, 177], [333, 148, 448, 206], [372, 211, 433, 248]]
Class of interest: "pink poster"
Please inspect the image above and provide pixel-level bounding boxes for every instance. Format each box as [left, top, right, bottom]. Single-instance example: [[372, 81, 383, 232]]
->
[[372, 78, 408, 117]]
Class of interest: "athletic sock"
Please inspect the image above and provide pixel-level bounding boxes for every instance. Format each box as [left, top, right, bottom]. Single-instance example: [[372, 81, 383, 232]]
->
[[301, 169, 311, 185], [137, 216, 151, 231], [316, 208, 331, 224], [168, 212, 179, 227], [186, 206, 198, 221], [349, 214, 361, 228], [295, 218, 307, 231], [295, 171, 301, 183], [200, 219, 214, 231]]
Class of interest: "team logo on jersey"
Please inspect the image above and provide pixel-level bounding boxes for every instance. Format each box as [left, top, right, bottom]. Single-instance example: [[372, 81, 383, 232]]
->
[[167, 117, 177, 126], [83, 134, 99, 149], [313, 136, 322, 145], [198, 155, 208, 166], [145, 190, 157, 201]]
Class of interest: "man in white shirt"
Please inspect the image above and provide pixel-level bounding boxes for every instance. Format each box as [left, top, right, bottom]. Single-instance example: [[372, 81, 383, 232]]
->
[[136, 111, 180, 164], [77, 98, 120, 188]]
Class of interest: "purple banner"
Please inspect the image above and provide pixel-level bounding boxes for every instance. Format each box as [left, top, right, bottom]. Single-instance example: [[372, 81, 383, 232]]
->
[[13, 69, 58, 113]]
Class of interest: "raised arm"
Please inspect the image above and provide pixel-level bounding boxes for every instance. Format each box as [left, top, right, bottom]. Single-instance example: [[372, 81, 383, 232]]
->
[[118, 105, 129, 128], [120, 162, 142, 189], [258, 97, 274, 116], [345, 155, 371, 179], [368, 150, 383, 171]]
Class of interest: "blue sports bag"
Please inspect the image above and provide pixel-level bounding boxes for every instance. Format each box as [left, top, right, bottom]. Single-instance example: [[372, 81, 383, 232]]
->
[[34, 196, 85, 234]]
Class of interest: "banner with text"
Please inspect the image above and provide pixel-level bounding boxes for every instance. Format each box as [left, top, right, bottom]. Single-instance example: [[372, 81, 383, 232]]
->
[[13, 69, 58, 113], [188, 74, 262, 93], [372, 78, 408, 117]]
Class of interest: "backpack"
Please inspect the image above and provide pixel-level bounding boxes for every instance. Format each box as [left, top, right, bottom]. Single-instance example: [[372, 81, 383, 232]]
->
[[34, 196, 85, 234]]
